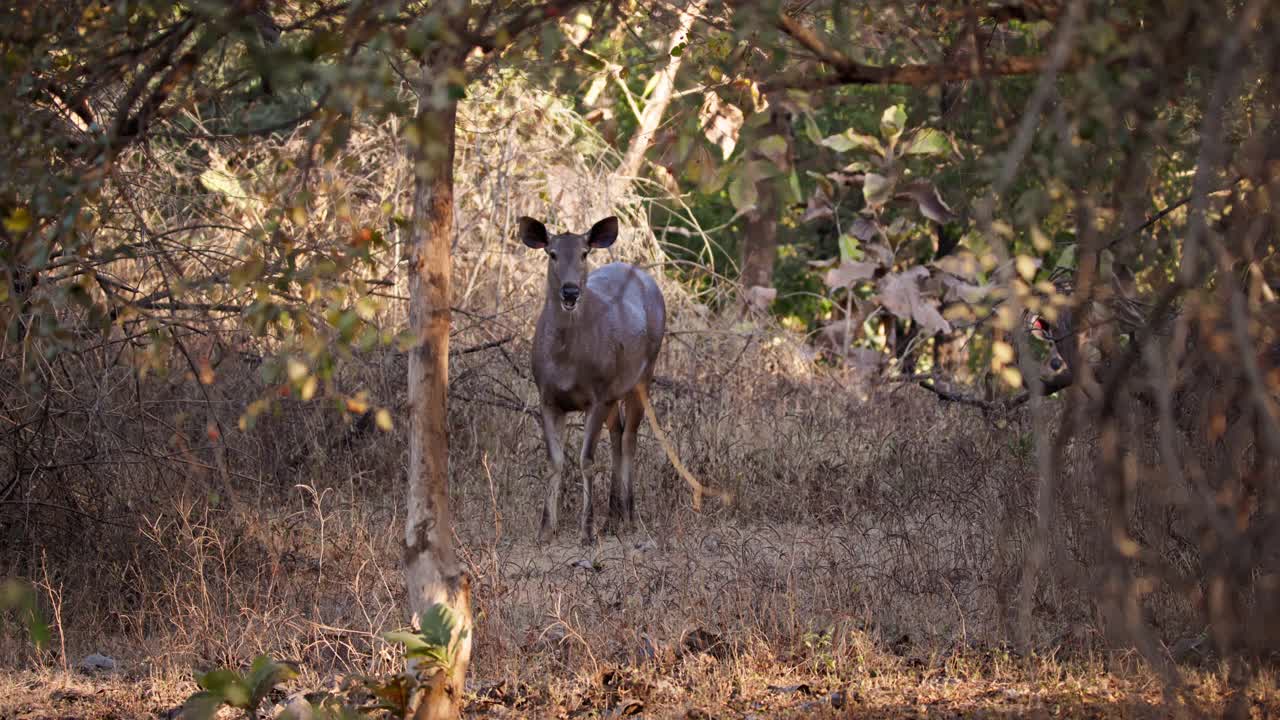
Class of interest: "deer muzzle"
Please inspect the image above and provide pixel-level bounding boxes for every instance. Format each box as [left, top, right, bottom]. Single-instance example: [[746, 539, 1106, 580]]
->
[[560, 284, 580, 311]]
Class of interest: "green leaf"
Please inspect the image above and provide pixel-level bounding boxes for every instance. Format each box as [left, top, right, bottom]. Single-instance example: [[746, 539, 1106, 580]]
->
[[246, 655, 299, 704], [820, 130, 883, 156], [802, 112, 823, 145], [728, 168, 758, 211], [863, 173, 892, 208], [381, 630, 430, 654], [197, 669, 251, 708], [180, 691, 225, 720], [839, 234, 861, 262], [787, 170, 803, 206], [904, 128, 949, 156], [418, 603, 460, 649], [757, 134, 789, 169], [670, 41, 686, 56], [1055, 244, 1078, 270], [880, 105, 907, 141]]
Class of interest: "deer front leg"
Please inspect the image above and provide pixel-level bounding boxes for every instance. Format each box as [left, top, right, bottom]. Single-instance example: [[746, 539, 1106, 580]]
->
[[538, 404, 568, 544], [578, 401, 614, 545]]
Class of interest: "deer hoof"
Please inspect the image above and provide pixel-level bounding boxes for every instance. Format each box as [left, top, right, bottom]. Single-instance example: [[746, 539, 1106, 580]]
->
[[538, 511, 557, 544]]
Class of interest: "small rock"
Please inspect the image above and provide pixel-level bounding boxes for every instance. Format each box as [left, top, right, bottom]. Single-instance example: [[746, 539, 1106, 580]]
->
[[272, 693, 314, 720], [1171, 630, 1209, 662], [78, 653, 116, 672]]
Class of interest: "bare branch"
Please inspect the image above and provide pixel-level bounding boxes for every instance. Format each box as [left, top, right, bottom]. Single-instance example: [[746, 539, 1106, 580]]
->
[[763, 11, 1085, 92]]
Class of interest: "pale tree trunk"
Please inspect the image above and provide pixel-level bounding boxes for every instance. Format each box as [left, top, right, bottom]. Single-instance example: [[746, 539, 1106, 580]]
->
[[739, 104, 792, 291], [740, 178, 779, 290], [405, 79, 472, 719], [614, 0, 707, 181]]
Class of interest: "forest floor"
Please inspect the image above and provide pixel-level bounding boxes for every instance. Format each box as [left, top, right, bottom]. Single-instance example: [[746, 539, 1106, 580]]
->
[[3, 528, 1277, 719], [1, 636, 1275, 719]]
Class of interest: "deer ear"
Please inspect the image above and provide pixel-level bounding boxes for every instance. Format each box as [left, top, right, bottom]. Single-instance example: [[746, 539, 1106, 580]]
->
[[587, 216, 618, 249], [518, 217, 548, 249]]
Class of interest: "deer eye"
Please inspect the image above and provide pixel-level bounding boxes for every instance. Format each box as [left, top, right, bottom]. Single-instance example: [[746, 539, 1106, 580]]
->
[[547, 250, 557, 260]]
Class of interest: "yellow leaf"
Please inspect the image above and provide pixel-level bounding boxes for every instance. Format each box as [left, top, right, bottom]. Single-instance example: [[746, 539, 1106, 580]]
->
[[346, 396, 369, 414], [199, 159, 246, 199], [287, 358, 308, 382], [1114, 534, 1141, 558], [375, 409, 393, 432], [197, 358, 215, 385], [3, 208, 32, 233], [992, 341, 1015, 365], [994, 304, 1017, 331], [1000, 366, 1023, 388], [1015, 255, 1038, 282], [300, 376, 318, 401], [1031, 227, 1052, 253]]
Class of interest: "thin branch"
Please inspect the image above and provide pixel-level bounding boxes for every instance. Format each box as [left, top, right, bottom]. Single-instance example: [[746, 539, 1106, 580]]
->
[[450, 336, 514, 356], [917, 379, 1031, 412], [764, 11, 1085, 92], [1108, 176, 1245, 249]]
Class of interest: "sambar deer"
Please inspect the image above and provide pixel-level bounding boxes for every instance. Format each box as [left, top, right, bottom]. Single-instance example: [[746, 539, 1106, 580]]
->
[[518, 215, 718, 544]]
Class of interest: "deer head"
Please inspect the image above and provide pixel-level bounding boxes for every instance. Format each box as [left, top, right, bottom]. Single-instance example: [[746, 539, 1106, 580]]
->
[[518, 216, 619, 313]]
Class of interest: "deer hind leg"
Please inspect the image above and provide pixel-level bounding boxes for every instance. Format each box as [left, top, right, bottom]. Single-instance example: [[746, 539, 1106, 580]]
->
[[578, 401, 614, 545], [619, 387, 646, 526], [605, 404, 626, 529], [537, 404, 568, 544]]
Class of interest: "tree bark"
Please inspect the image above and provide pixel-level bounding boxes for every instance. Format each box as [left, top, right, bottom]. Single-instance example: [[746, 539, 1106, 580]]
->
[[614, 0, 707, 181], [405, 82, 471, 719], [738, 104, 792, 291], [740, 181, 779, 290]]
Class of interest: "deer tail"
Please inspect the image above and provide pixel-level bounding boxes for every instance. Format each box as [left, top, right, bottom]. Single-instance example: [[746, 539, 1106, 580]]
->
[[635, 384, 730, 511]]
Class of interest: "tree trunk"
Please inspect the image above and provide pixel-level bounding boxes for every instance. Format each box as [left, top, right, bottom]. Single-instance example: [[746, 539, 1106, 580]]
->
[[614, 0, 706, 181], [740, 181, 779, 290], [739, 104, 792, 291], [405, 83, 471, 719]]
